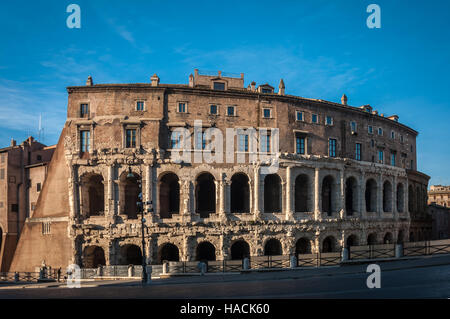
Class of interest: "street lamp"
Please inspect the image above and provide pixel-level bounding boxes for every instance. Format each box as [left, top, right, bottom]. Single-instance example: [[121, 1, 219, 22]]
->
[[127, 165, 153, 284]]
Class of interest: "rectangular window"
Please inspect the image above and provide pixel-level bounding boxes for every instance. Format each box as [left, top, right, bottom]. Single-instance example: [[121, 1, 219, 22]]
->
[[80, 130, 91, 152], [37, 183, 41, 192], [238, 134, 249, 152], [1, 154, 4, 163], [325, 116, 333, 125], [400, 135, 404, 143], [368, 125, 373, 134], [410, 160, 414, 169], [11, 204, 18, 212], [261, 134, 271, 152], [378, 150, 384, 163], [171, 131, 182, 149], [263, 108, 271, 118], [80, 104, 89, 117], [213, 82, 225, 90], [355, 143, 362, 161], [0, 202, 3, 208], [210, 105, 218, 115], [296, 111, 303, 121], [0, 168, 4, 180], [136, 101, 144, 111], [178, 102, 187, 113], [195, 132, 206, 150], [312, 114, 318, 123], [227, 106, 235, 116], [329, 138, 337, 157], [126, 129, 137, 148], [391, 131, 395, 139], [262, 88, 273, 93], [378, 127, 383, 136], [391, 152, 396, 166], [31, 202, 36, 211], [296, 136, 305, 155], [351, 121, 357, 132]]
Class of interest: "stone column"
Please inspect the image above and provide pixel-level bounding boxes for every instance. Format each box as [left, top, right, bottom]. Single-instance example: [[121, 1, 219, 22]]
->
[[393, 175, 398, 220], [359, 171, 366, 219], [107, 164, 115, 220], [339, 168, 345, 219], [68, 164, 79, 220], [314, 167, 320, 220], [285, 166, 294, 220], [377, 173, 383, 218], [253, 166, 261, 219]]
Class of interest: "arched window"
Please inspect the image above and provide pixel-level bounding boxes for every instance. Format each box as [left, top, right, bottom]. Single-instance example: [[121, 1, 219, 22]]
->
[[196, 242, 216, 261], [295, 238, 311, 254], [81, 174, 105, 217], [322, 236, 336, 252], [367, 233, 377, 245], [264, 238, 282, 256], [365, 179, 377, 212], [264, 174, 281, 213], [383, 232, 393, 244], [383, 181, 393, 212], [231, 173, 250, 213], [83, 246, 106, 268], [159, 173, 180, 218], [195, 173, 216, 218], [121, 171, 141, 219], [322, 175, 336, 215], [397, 183, 404, 213], [295, 174, 310, 212], [345, 177, 358, 216], [346, 235, 358, 248], [158, 243, 180, 263], [120, 244, 142, 265], [230, 240, 250, 260]]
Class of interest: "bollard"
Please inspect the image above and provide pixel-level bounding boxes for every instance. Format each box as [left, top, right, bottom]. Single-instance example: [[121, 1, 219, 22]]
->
[[162, 262, 169, 275], [200, 262, 207, 275], [97, 265, 103, 277], [395, 243, 403, 258], [128, 264, 134, 277], [243, 258, 250, 270], [341, 247, 349, 262], [290, 255, 297, 268], [14, 272, 19, 282], [146, 265, 152, 283]]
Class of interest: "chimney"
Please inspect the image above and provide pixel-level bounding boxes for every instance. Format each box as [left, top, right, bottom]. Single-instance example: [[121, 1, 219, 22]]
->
[[250, 81, 256, 92], [218, 70, 222, 77], [10, 138, 16, 147], [189, 74, 194, 88], [341, 94, 348, 105], [86, 76, 93, 86], [151, 74, 160, 87], [278, 79, 285, 95]]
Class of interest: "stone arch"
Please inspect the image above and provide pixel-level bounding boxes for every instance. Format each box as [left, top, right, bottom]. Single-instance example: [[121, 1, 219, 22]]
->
[[120, 171, 141, 219], [321, 175, 337, 215], [231, 173, 250, 213], [295, 237, 312, 254], [322, 236, 337, 252], [83, 246, 106, 268], [195, 172, 216, 218], [397, 183, 405, 213], [264, 174, 281, 213], [365, 178, 377, 212], [345, 176, 358, 216], [264, 238, 282, 256], [119, 244, 142, 265], [295, 174, 310, 212], [196, 241, 216, 261], [367, 233, 377, 245], [230, 240, 250, 260], [383, 232, 393, 244], [159, 172, 180, 218], [158, 243, 180, 263], [383, 180, 393, 212], [346, 234, 359, 248], [80, 173, 105, 217]]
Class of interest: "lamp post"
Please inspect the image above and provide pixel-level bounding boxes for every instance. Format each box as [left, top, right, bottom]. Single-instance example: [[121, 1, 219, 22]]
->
[[127, 166, 152, 284]]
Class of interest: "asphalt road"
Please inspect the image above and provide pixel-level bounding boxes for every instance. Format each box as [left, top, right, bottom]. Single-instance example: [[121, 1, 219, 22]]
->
[[1, 256, 449, 299]]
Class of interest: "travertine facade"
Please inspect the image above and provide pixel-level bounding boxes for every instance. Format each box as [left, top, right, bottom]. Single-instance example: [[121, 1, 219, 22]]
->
[[9, 70, 430, 271]]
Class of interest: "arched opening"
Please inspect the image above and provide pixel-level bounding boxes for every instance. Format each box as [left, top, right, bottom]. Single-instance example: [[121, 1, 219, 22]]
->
[[231, 173, 250, 213], [295, 174, 309, 212], [83, 246, 106, 268], [264, 174, 281, 213], [367, 233, 377, 245], [383, 181, 393, 212], [322, 175, 336, 215], [322, 236, 336, 252], [81, 174, 105, 217], [397, 230, 404, 243], [158, 243, 180, 263], [345, 177, 358, 216], [195, 173, 216, 218], [159, 173, 180, 218], [295, 237, 311, 255], [121, 172, 141, 219], [230, 240, 250, 260], [264, 238, 282, 256], [346, 235, 358, 248], [397, 183, 404, 213], [408, 185, 414, 213], [196, 241, 216, 261], [365, 179, 377, 212], [383, 232, 393, 244], [119, 244, 142, 265]]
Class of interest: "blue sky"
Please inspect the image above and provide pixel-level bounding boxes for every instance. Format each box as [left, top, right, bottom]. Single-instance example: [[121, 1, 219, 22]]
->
[[0, 0, 449, 185]]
